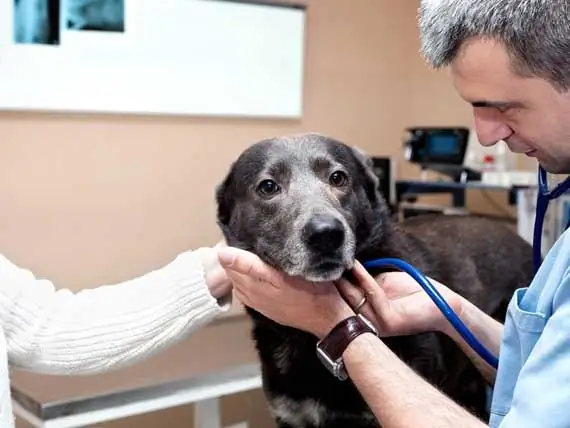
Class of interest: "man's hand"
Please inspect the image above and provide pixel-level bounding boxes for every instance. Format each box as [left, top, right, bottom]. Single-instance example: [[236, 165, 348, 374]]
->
[[336, 261, 464, 336], [218, 246, 354, 338], [337, 261, 500, 384]]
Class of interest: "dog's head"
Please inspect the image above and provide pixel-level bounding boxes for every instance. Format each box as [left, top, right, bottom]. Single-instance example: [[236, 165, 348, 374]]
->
[[215, 133, 391, 282]]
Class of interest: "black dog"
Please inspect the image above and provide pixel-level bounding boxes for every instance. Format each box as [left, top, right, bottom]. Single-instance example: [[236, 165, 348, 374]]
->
[[215, 133, 534, 427]]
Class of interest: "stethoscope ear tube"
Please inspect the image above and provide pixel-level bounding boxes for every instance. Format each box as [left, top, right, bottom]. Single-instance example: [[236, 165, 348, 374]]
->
[[533, 166, 570, 274]]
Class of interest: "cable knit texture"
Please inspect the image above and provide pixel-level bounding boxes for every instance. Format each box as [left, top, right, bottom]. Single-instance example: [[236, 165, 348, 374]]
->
[[0, 250, 231, 427]]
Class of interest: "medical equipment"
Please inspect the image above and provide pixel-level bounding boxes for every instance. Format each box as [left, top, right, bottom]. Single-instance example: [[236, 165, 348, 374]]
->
[[403, 127, 482, 182], [362, 165, 570, 371], [362, 257, 500, 369]]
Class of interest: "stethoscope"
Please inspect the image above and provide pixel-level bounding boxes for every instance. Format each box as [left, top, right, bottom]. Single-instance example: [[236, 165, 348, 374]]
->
[[363, 165, 570, 370], [362, 164, 570, 370], [532, 165, 570, 273]]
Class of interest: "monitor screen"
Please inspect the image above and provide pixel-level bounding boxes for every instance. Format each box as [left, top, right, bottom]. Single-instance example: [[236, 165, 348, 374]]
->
[[426, 134, 463, 157], [405, 127, 469, 165]]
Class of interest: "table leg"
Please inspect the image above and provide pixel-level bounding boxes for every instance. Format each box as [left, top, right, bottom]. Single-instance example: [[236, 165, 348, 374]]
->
[[194, 397, 221, 428]]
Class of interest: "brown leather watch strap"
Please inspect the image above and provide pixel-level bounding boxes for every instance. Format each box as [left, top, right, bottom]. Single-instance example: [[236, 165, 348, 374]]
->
[[318, 315, 376, 361]]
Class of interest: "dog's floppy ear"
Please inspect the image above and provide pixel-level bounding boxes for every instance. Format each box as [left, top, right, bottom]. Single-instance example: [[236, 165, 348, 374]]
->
[[215, 167, 236, 226], [350, 146, 382, 204]]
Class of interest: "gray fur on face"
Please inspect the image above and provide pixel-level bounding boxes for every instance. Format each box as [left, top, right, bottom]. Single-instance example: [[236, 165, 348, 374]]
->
[[216, 133, 385, 282], [418, 0, 570, 91]]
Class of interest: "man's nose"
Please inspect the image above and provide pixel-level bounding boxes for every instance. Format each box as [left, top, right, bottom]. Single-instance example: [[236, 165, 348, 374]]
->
[[473, 113, 513, 147]]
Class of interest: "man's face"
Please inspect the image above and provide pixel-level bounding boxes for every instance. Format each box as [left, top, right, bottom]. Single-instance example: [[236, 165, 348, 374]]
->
[[450, 37, 570, 174]]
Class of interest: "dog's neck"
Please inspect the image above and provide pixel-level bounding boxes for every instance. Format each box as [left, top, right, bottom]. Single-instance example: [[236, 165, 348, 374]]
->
[[353, 215, 414, 274]]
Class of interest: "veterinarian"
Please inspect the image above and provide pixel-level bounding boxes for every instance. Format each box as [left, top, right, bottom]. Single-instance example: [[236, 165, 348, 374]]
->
[[0, 241, 232, 427], [217, 0, 570, 426]]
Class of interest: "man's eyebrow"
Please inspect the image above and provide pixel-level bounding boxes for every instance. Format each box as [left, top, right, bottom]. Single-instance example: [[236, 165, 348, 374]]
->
[[470, 100, 522, 109]]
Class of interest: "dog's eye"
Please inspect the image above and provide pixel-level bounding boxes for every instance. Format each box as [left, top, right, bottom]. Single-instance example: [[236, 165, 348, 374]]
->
[[257, 179, 281, 197], [329, 171, 348, 187]]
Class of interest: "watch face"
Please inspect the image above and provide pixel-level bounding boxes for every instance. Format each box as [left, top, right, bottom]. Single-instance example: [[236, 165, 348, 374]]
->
[[316, 346, 348, 381]]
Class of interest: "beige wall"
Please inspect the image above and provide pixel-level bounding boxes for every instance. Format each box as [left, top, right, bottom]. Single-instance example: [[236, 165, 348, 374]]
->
[[0, 0, 421, 290], [3, 1, 530, 427]]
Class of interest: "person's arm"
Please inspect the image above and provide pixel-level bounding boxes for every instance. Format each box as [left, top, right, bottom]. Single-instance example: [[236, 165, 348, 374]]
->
[[339, 266, 504, 385], [341, 332, 487, 427], [440, 296, 503, 385], [0, 248, 231, 375], [351, 274, 570, 428], [308, 306, 488, 427]]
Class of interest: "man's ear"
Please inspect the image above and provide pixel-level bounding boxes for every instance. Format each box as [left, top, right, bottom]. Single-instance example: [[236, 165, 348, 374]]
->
[[350, 146, 381, 204]]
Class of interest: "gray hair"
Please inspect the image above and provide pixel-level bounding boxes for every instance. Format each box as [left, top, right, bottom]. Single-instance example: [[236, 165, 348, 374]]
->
[[418, 0, 570, 91]]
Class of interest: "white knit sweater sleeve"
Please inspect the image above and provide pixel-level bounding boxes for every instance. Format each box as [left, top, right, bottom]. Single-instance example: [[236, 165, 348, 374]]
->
[[0, 250, 231, 375]]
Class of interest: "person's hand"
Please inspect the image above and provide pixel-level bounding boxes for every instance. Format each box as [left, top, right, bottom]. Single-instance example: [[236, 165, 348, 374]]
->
[[196, 239, 232, 300], [336, 261, 464, 336], [217, 246, 354, 338]]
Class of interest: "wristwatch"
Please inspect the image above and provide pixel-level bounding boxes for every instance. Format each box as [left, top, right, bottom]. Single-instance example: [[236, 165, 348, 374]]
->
[[316, 314, 379, 381]]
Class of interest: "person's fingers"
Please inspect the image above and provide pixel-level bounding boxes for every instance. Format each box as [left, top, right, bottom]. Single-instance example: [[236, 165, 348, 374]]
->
[[352, 262, 391, 311], [351, 261, 382, 295], [336, 278, 364, 306], [218, 247, 281, 288], [206, 267, 232, 299], [214, 239, 227, 249], [229, 268, 267, 302], [352, 261, 386, 300], [335, 278, 378, 324], [226, 269, 261, 295], [233, 285, 251, 307]]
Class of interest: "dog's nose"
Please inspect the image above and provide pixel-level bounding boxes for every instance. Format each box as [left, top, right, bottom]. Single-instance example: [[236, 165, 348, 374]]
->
[[304, 215, 345, 253]]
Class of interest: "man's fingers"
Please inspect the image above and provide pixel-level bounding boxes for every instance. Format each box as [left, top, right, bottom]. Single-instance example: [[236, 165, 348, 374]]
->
[[335, 278, 378, 326], [350, 261, 391, 313], [352, 261, 382, 294], [335, 278, 370, 313], [218, 247, 281, 287], [336, 278, 364, 305]]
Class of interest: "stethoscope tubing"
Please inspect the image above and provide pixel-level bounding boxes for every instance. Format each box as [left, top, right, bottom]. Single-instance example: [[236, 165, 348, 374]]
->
[[533, 166, 570, 273]]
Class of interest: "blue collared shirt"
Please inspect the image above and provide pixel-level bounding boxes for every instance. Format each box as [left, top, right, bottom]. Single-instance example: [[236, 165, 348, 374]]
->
[[489, 228, 570, 427]]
